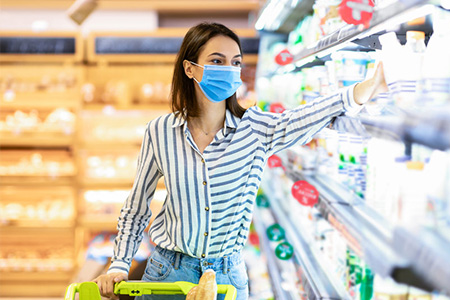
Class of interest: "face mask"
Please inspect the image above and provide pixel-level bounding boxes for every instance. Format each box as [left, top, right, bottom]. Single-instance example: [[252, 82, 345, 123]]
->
[[190, 61, 242, 103]]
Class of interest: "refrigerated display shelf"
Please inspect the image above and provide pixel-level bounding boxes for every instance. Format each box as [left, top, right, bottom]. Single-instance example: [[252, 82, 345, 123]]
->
[[393, 227, 450, 294], [252, 208, 298, 300], [279, 150, 443, 293], [278, 0, 435, 71], [333, 110, 450, 151], [259, 180, 349, 300]]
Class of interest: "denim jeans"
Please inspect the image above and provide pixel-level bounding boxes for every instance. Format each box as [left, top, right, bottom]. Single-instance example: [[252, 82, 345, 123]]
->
[[135, 246, 248, 300]]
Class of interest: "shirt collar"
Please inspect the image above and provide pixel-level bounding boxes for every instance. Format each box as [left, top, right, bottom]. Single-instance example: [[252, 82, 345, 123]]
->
[[171, 109, 241, 130]]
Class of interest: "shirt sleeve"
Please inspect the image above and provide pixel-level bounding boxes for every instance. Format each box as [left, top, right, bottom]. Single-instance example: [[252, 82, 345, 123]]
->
[[248, 84, 362, 157], [108, 123, 162, 274]]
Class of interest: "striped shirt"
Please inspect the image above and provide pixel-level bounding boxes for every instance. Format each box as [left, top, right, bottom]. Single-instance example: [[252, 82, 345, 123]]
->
[[109, 85, 360, 274]]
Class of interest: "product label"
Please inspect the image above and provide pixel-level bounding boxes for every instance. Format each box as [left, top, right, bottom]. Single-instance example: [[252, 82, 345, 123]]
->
[[274, 49, 294, 65], [339, 0, 374, 26], [291, 180, 319, 206]]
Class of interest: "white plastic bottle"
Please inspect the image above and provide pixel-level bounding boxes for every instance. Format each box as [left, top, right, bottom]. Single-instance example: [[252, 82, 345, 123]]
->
[[399, 31, 426, 107], [422, 8, 450, 105], [378, 32, 403, 90]]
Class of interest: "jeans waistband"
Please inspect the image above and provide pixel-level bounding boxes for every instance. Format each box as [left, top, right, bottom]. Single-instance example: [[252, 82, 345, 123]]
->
[[155, 245, 242, 274]]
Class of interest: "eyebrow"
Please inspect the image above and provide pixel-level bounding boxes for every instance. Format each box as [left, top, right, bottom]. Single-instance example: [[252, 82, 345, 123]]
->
[[208, 52, 242, 59]]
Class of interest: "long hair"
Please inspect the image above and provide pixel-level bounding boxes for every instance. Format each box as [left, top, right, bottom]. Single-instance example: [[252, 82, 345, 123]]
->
[[171, 22, 246, 120]]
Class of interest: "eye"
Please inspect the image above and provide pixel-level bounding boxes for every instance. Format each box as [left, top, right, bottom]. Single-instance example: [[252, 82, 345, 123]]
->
[[211, 59, 222, 64], [233, 61, 242, 67]]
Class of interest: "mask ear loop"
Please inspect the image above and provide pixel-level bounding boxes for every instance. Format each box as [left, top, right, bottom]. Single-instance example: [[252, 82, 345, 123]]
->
[[189, 61, 204, 69], [189, 61, 203, 83]]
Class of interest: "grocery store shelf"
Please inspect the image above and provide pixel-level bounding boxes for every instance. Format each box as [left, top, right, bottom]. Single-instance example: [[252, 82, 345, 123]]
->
[[279, 150, 441, 292], [252, 208, 298, 300], [260, 179, 349, 300], [0, 219, 74, 229], [0, 271, 73, 282], [78, 178, 165, 190], [82, 102, 171, 111], [0, 132, 74, 147], [0, 176, 75, 186], [77, 178, 134, 189], [78, 141, 142, 150], [333, 106, 450, 151], [78, 216, 118, 230], [0, 93, 81, 109], [393, 227, 450, 294], [0, 0, 260, 12], [279, 0, 434, 70]]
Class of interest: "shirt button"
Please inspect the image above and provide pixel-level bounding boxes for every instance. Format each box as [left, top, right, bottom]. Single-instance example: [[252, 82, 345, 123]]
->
[[204, 232, 208, 236], [201, 254, 206, 258], [203, 181, 207, 186], [205, 207, 209, 211], [201, 158, 205, 163]]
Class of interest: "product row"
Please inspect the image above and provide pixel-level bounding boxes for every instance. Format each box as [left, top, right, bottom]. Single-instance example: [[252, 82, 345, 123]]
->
[[257, 169, 450, 299]]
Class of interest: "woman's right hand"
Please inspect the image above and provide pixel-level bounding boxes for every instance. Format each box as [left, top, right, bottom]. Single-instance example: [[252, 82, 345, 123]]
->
[[93, 272, 128, 300]]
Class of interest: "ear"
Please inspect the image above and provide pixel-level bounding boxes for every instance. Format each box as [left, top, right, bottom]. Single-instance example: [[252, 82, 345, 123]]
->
[[183, 60, 194, 79]]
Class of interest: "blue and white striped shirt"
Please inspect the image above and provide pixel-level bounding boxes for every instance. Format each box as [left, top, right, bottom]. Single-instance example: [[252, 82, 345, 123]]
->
[[109, 85, 360, 274]]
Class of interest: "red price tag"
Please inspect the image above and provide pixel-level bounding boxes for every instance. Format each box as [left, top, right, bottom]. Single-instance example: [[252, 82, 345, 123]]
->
[[291, 180, 319, 206], [275, 49, 294, 65], [248, 232, 260, 246], [268, 155, 283, 169], [339, 0, 374, 27], [269, 102, 285, 113]]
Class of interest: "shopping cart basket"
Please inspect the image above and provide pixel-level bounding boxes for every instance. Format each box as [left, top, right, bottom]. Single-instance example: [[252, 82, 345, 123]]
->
[[65, 281, 237, 300]]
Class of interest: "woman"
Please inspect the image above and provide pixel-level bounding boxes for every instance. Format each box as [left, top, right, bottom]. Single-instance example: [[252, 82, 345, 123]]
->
[[94, 22, 387, 299]]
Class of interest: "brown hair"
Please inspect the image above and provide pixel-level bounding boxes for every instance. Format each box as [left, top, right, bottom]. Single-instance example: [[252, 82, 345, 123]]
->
[[171, 22, 246, 120]]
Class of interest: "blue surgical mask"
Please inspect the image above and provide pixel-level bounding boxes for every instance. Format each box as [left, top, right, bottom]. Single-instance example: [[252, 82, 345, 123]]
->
[[190, 61, 242, 103]]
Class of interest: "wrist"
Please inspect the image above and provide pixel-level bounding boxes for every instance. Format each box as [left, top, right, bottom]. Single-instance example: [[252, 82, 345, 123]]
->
[[353, 77, 376, 106]]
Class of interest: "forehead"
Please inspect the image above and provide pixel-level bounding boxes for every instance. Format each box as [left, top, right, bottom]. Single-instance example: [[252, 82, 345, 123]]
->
[[199, 35, 241, 57]]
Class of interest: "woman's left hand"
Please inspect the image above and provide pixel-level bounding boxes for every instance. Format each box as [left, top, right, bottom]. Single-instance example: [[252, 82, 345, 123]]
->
[[353, 62, 388, 105]]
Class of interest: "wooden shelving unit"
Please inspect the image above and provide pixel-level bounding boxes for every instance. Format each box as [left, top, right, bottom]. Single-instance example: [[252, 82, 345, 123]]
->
[[0, 28, 259, 297]]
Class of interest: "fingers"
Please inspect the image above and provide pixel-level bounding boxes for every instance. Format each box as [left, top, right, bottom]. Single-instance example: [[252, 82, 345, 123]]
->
[[186, 286, 198, 300], [93, 273, 128, 300]]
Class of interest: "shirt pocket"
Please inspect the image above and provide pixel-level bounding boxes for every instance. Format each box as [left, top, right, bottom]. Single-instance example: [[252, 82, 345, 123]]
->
[[143, 251, 173, 281]]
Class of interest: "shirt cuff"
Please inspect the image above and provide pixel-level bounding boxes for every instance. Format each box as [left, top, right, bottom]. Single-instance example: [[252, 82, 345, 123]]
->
[[342, 83, 363, 116], [107, 261, 130, 275]]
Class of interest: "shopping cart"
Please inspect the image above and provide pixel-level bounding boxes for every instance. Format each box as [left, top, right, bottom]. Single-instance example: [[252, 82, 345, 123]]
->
[[65, 281, 237, 300]]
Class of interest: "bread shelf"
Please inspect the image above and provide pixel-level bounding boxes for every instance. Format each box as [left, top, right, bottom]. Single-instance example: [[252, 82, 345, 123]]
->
[[0, 176, 76, 186], [0, 132, 74, 147], [77, 216, 118, 230], [0, 219, 75, 229]]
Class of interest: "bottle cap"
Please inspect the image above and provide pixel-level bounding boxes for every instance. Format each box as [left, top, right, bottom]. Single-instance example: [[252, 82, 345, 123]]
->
[[406, 31, 425, 40], [378, 32, 400, 47], [406, 161, 424, 170], [394, 155, 411, 163]]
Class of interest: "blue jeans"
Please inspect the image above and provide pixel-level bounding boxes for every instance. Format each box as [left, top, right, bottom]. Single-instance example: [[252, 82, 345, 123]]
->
[[135, 246, 248, 300]]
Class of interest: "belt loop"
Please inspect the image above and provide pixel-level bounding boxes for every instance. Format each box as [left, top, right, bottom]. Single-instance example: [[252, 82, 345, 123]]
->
[[222, 256, 228, 275], [174, 252, 181, 270]]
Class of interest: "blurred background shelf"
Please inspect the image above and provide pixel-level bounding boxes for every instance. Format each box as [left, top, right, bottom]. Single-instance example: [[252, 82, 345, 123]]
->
[[77, 216, 118, 230], [0, 176, 76, 186], [0, 133, 74, 147]]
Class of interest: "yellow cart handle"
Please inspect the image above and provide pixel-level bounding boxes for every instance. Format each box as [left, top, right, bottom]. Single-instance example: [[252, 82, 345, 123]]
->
[[65, 281, 237, 300]]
